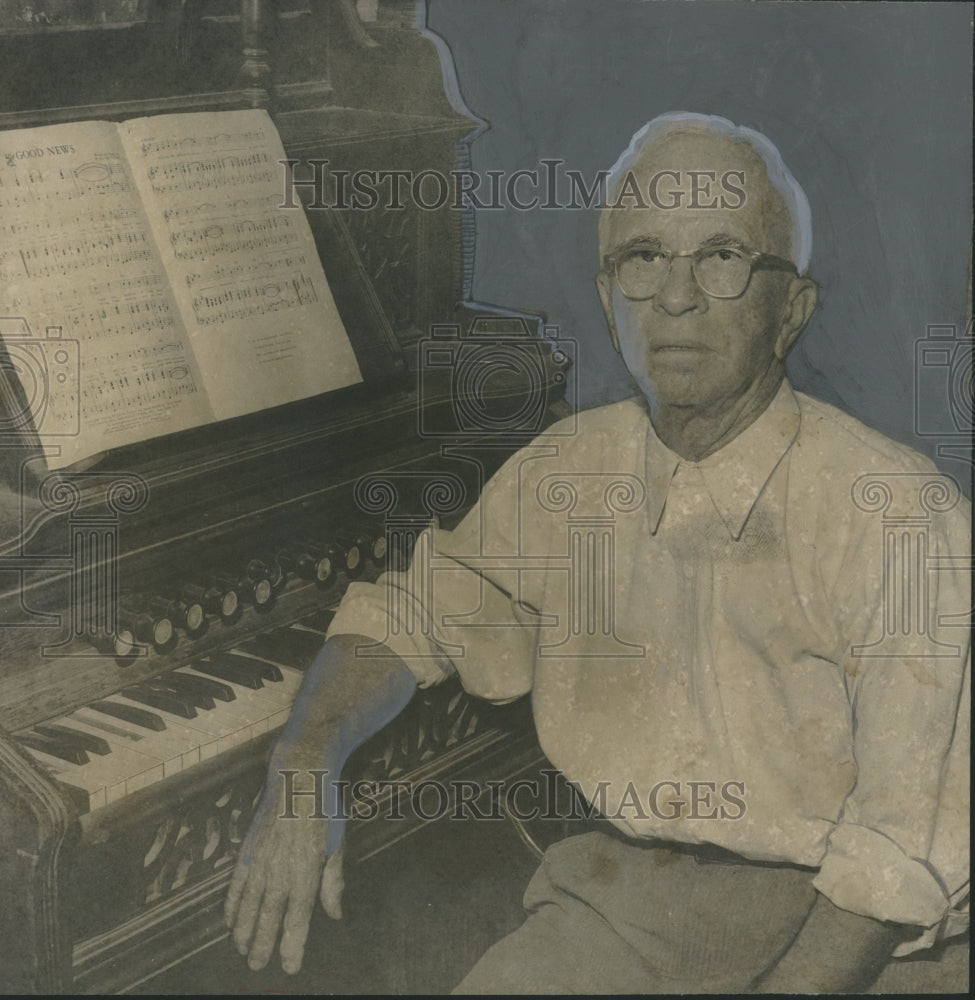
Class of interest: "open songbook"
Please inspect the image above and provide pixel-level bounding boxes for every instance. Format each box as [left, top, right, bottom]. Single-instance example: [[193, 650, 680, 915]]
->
[[0, 109, 362, 471]]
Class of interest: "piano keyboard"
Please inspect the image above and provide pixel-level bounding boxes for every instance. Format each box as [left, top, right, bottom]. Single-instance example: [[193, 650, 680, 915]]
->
[[13, 615, 333, 815]]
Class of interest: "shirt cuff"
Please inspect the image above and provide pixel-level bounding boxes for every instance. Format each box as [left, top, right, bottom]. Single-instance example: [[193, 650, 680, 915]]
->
[[813, 822, 966, 954], [325, 579, 455, 689]]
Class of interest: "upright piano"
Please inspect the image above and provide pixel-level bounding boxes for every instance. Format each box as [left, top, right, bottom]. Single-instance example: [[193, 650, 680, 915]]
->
[[0, 2, 570, 991]]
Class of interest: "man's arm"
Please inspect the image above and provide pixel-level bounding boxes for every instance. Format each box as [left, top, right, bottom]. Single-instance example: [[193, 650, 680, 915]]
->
[[225, 633, 417, 974], [764, 487, 970, 993], [751, 892, 911, 993]]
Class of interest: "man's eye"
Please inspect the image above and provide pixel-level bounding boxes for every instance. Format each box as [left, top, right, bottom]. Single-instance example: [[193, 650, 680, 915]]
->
[[630, 249, 666, 264], [708, 248, 745, 263]]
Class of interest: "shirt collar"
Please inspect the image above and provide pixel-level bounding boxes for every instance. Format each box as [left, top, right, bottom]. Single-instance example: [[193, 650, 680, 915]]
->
[[644, 380, 801, 539]]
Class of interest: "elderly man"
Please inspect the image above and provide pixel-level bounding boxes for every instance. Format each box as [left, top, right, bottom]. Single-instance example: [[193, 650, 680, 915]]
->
[[225, 113, 969, 993]]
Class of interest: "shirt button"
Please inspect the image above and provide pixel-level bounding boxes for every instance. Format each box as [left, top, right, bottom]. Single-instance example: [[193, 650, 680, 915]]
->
[[677, 671, 688, 685], [682, 564, 695, 579]]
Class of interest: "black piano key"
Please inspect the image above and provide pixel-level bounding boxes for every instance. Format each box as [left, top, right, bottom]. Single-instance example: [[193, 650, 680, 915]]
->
[[193, 655, 264, 690], [16, 732, 89, 766], [122, 686, 198, 719], [34, 723, 111, 756], [212, 650, 282, 683], [238, 628, 321, 672], [163, 671, 235, 703], [142, 678, 216, 711], [71, 711, 145, 742], [90, 700, 167, 732], [254, 659, 283, 683]]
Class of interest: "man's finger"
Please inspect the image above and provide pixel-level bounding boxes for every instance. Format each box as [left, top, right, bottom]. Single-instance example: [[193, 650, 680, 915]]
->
[[246, 888, 289, 971], [231, 869, 266, 956], [320, 842, 345, 920], [278, 880, 319, 975], [225, 853, 251, 928]]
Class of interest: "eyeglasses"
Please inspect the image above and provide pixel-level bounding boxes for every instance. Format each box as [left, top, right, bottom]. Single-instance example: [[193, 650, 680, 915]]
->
[[604, 242, 797, 300]]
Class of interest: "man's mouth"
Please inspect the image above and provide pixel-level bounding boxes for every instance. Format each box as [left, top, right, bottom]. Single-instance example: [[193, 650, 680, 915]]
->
[[650, 343, 713, 353]]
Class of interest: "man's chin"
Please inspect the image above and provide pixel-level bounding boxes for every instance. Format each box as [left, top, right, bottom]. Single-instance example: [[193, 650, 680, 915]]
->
[[640, 370, 714, 409]]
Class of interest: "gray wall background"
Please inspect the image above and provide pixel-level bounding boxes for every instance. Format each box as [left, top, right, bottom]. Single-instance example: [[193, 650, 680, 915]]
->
[[426, 0, 973, 483]]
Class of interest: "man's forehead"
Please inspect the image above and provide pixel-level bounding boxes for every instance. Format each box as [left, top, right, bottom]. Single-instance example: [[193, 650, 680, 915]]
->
[[605, 210, 764, 252], [601, 129, 792, 255]]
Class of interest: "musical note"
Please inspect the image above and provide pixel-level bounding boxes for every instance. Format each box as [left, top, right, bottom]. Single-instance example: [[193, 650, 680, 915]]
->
[[1, 109, 360, 466], [0, 121, 211, 463]]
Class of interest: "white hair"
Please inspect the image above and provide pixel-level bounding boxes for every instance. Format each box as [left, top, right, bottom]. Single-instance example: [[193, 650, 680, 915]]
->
[[601, 112, 813, 274]]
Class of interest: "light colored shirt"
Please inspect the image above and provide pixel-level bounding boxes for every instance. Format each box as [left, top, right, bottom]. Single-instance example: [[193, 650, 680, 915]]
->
[[329, 380, 970, 954]]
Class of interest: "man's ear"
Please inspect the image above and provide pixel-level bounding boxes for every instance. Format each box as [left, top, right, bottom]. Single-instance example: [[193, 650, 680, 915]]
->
[[597, 271, 621, 353], [774, 277, 818, 360]]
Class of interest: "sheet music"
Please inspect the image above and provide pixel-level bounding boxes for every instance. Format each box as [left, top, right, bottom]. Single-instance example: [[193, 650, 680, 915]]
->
[[119, 110, 362, 420], [0, 120, 213, 469]]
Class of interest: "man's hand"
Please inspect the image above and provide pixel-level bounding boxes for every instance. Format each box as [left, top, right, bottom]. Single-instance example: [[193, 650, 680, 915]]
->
[[222, 633, 418, 975], [224, 767, 345, 974]]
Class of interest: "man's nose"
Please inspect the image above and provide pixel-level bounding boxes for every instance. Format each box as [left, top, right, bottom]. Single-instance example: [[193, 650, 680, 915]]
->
[[653, 257, 706, 316]]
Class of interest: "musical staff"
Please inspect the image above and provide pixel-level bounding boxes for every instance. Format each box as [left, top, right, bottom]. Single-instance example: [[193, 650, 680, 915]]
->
[[0, 109, 361, 468], [80, 341, 199, 426], [181, 253, 313, 291], [119, 109, 361, 420], [191, 273, 321, 327], [138, 128, 267, 158], [0, 119, 210, 465]]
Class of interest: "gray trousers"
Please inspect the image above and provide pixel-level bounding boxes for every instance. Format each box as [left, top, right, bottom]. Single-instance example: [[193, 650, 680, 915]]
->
[[454, 831, 819, 994]]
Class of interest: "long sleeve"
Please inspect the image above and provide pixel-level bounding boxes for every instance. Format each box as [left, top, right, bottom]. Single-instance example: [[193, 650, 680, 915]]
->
[[813, 486, 970, 953], [327, 443, 557, 701]]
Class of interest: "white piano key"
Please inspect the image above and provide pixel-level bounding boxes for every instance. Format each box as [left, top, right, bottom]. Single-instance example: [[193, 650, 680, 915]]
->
[[173, 668, 273, 732], [43, 735, 162, 804], [34, 644, 307, 814], [21, 746, 112, 811], [67, 710, 148, 743], [189, 676, 298, 743], [105, 695, 254, 760], [72, 707, 200, 774], [179, 664, 299, 727], [225, 656, 305, 702], [52, 717, 174, 784]]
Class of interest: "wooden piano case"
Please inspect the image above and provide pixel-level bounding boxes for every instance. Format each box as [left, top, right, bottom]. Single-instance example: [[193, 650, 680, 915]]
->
[[0, 2, 569, 991]]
